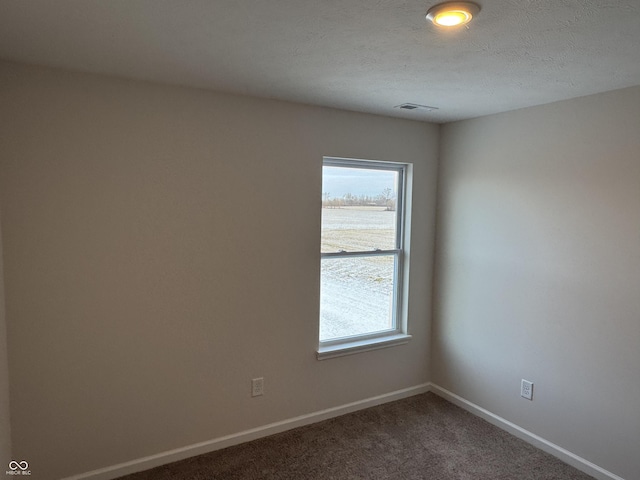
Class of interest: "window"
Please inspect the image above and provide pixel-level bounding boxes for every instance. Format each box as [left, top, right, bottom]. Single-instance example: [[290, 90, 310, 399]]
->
[[318, 157, 411, 359]]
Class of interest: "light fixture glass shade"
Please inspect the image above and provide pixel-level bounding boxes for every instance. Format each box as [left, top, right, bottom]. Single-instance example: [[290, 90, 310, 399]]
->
[[426, 2, 481, 27]]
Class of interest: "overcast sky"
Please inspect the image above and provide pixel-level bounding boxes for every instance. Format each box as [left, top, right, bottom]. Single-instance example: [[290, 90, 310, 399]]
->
[[322, 166, 397, 198]]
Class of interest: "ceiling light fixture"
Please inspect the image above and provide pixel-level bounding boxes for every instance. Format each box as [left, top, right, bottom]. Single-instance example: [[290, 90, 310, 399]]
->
[[426, 2, 480, 27]]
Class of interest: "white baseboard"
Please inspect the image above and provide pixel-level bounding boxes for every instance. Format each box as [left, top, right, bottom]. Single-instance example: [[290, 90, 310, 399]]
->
[[62, 383, 430, 480], [429, 383, 625, 480]]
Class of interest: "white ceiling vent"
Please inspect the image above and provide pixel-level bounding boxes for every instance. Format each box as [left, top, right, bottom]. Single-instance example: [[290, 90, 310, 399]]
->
[[394, 103, 439, 112]]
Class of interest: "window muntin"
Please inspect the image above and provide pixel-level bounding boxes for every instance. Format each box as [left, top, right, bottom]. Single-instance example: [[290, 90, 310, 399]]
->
[[319, 158, 406, 347]]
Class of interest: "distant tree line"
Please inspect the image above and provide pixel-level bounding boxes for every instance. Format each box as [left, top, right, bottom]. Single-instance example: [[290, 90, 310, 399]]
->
[[322, 188, 396, 211]]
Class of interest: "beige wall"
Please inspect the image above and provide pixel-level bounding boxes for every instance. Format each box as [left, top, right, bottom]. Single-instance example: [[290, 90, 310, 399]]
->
[[434, 87, 640, 480], [0, 62, 438, 479], [0, 215, 11, 469]]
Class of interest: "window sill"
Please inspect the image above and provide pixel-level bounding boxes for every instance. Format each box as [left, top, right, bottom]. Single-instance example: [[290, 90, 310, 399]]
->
[[316, 333, 412, 360]]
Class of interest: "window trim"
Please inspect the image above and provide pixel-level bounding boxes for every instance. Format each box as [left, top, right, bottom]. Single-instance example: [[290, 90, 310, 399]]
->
[[318, 157, 411, 359]]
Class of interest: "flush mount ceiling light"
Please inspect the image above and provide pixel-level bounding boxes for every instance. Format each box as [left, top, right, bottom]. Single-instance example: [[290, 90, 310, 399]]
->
[[426, 2, 481, 27]]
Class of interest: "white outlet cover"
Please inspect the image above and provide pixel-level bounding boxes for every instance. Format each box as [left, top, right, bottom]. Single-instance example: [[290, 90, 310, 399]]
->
[[252, 377, 264, 397], [521, 379, 534, 400]]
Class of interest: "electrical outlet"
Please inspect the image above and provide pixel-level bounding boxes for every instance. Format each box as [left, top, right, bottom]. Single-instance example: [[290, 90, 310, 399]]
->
[[251, 377, 264, 397], [521, 379, 533, 400]]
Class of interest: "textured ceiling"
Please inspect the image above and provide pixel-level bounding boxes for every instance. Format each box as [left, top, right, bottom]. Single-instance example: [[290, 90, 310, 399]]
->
[[1, 0, 639, 122]]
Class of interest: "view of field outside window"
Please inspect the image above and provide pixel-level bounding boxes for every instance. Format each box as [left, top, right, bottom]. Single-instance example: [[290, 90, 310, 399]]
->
[[320, 164, 401, 342]]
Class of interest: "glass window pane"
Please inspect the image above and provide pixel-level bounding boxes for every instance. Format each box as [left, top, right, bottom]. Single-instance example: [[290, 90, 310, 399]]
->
[[321, 166, 398, 253], [319, 255, 396, 342]]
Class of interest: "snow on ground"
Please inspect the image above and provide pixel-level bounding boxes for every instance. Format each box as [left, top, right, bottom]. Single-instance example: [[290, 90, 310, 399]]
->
[[320, 207, 397, 341]]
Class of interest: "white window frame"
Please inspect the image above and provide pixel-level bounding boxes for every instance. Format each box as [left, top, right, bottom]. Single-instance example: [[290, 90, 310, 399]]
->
[[317, 157, 412, 360]]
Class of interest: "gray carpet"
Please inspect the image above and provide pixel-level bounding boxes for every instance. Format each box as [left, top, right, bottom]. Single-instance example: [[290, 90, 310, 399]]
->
[[117, 392, 595, 479]]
